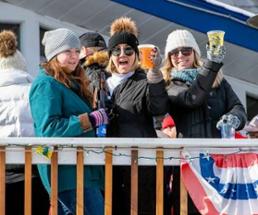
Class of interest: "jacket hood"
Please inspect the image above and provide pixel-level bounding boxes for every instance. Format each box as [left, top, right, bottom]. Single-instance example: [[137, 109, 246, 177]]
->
[[84, 50, 109, 68], [0, 69, 33, 87]]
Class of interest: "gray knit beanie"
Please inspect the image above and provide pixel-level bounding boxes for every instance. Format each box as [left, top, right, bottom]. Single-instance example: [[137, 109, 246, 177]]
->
[[42, 28, 81, 61], [165, 29, 201, 58]]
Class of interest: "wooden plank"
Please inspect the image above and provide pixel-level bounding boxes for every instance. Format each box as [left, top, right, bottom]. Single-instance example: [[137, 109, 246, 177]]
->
[[50, 147, 58, 215], [156, 149, 164, 215], [76, 147, 84, 215], [131, 149, 138, 215], [105, 148, 113, 215], [180, 170, 188, 215], [24, 146, 32, 215], [0, 146, 5, 215]]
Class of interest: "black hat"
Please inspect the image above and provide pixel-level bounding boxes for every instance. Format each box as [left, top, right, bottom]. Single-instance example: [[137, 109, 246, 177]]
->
[[79, 32, 107, 49]]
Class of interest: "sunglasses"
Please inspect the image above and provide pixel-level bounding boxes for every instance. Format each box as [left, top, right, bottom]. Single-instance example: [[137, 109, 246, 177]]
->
[[169, 47, 193, 57], [111, 46, 135, 56]]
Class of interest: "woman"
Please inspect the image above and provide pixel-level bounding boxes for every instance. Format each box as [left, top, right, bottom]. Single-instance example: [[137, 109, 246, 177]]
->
[[106, 17, 168, 215], [0, 30, 49, 215], [161, 29, 247, 214], [29, 28, 108, 215]]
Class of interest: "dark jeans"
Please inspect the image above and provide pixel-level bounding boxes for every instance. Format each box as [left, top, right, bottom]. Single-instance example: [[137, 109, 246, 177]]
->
[[58, 188, 104, 215]]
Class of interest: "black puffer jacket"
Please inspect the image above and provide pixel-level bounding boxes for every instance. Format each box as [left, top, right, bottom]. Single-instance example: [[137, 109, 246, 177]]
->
[[167, 60, 247, 138], [108, 69, 168, 137]]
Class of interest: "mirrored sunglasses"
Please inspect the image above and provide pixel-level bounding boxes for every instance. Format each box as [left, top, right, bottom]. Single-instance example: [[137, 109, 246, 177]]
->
[[111, 46, 135, 56], [169, 47, 193, 57]]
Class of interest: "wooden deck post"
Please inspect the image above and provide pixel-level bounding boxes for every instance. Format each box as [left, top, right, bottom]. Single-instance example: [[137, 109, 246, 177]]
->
[[0, 146, 5, 215], [105, 147, 113, 215], [180, 170, 188, 215], [131, 149, 138, 215], [76, 147, 84, 215], [50, 147, 58, 215], [24, 146, 32, 215], [156, 149, 164, 215]]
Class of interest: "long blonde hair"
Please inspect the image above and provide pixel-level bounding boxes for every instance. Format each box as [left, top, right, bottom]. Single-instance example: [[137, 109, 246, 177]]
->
[[160, 51, 223, 88], [41, 58, 93, 105]]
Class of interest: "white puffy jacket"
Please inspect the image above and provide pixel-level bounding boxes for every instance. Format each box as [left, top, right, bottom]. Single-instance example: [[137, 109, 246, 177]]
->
[[0, 69, 34, 137]]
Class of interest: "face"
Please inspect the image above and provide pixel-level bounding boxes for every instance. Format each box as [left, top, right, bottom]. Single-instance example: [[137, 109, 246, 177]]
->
[[169, 47, 195, 71], [111, 44, 136, 74], [57, 48, 80, 72]]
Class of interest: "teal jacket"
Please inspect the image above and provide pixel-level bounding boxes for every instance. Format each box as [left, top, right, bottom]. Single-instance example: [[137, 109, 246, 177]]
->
[[29, 68, 104, 193]]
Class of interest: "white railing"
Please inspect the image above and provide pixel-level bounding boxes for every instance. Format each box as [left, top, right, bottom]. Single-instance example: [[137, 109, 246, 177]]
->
[[1, 137, 258, 215]]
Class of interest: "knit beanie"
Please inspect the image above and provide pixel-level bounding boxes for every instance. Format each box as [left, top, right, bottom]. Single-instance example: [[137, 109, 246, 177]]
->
[[108, 17, 139, 56], [0, 30, 27, 71], [162, 115, 175, 129], [79, 32, 107, 49], [42, 28, 81, 61], [165, 29, 201, 58]]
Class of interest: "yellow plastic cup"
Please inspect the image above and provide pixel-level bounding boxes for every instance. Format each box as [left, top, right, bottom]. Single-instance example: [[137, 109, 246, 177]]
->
[[138, 44, 155, 69], [207, 30, 225, 56]]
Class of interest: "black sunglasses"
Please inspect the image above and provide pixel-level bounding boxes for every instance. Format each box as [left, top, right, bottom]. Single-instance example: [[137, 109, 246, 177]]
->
[[111, 46, 135, 56], [169, 47, 193, 57]]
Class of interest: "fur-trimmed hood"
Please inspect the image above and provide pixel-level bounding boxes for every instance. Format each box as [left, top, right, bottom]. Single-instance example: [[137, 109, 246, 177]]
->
[[83, 50, 109, 68]]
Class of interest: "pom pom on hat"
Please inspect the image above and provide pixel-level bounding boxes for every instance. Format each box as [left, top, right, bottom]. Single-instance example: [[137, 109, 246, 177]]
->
[[108, 17, 139, 56], [165, 29, 201, 58], [42, 28, 81, 61], [162, 115, 175, 129], [0, 30, 27, 71]]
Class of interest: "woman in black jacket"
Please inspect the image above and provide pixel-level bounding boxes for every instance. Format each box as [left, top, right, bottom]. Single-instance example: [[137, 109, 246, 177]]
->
[[106, 17, 168, 215], [161, 29, 247, 215]]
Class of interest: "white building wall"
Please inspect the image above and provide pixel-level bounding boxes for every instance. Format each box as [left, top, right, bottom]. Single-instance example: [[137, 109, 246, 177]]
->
[[0, 2, 87, 77]]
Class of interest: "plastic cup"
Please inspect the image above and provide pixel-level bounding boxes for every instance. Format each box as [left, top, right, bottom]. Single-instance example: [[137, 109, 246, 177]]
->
[[207, 30, 225, 56], [138, 44, 155, 69]]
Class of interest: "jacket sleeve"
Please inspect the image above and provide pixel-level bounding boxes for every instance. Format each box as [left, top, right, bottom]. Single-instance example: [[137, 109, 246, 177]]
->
[[167, 60, 223, 108], [223, 79, 247, 130], [29, 81, 84, 137], [147, 79, 169, 116]]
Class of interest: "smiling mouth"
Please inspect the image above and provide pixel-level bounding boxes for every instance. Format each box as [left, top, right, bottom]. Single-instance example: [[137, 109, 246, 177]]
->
[[119, 59, 129, 65]]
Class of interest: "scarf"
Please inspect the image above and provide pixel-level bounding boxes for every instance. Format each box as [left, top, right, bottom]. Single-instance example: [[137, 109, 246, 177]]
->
[[171, 68, 199, 85], [106, 71, 134, 95]]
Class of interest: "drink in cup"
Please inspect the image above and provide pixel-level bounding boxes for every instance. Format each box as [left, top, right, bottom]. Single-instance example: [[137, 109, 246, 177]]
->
[[207, 30, 225, 56], [138, 44, 155, 69]]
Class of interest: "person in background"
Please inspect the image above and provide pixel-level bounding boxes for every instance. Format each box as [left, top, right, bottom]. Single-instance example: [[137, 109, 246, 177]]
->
[[161, 29, 247, 215], [29, 28, 108, 215], [0, 30, 49, 215], [79, 32, 110, 110], [106, 17, 168, 215]]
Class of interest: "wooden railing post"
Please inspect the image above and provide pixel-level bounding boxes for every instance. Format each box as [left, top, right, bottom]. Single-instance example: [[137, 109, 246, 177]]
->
[[24, 146, 32, 215], [76, 147, 84, 215], [50, 146, 58, 215], [180, 171, 188, 215], [131, 149, 138, 215], [156, 149, 164, 215], [0, 146, 5, 215], [105, 147, 113, 215]]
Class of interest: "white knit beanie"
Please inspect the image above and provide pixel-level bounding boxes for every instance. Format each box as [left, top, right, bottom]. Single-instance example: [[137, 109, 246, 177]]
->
[[165, 29, 201, 58], [0, 51, 27, 71], [42, 28, 81, 61]]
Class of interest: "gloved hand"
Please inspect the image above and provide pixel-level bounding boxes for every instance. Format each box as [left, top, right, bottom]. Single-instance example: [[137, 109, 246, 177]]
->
[[216, 114, 241, 130], [206, 43, 226, 63], [89, 108, 109, 127], [147, 46, 163, 83], [150, 47, 162, 72]]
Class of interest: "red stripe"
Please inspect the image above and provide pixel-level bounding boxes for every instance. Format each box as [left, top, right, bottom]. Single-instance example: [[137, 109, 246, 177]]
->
[[211, 153, 258, 168], [181, 161, 222, 215]]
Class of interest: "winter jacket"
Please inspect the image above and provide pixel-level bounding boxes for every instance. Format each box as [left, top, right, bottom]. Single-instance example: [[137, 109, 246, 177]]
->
[[29, 68, 104, 193], [0, 69, 34, 137], [167, 60, 247, 138], [107, 69, 168, 215], [0, 69, 34, 183], [108, 69, 168, 137]]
